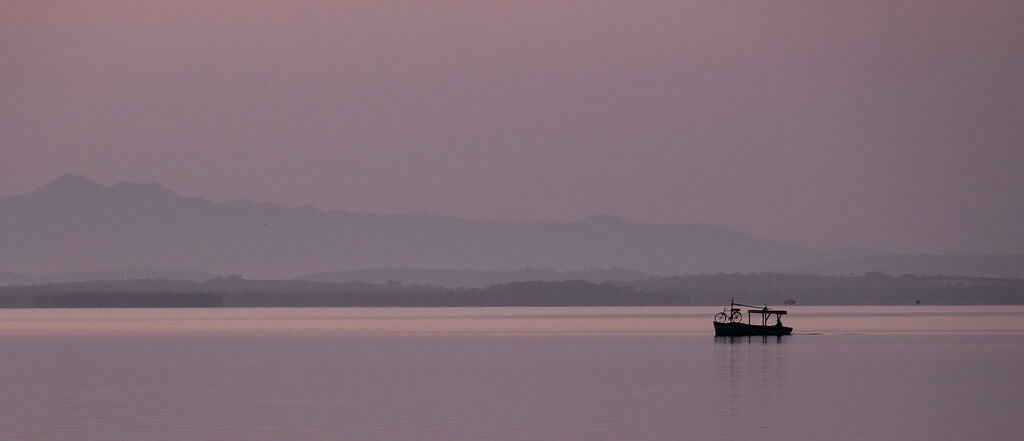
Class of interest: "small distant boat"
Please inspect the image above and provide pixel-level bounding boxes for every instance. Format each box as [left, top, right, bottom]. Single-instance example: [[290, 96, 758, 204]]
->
[[713, 298, 792, 336]]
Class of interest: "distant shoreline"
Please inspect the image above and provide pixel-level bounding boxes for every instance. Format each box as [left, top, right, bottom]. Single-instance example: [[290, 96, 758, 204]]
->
[[2, 272, 1023, 308]]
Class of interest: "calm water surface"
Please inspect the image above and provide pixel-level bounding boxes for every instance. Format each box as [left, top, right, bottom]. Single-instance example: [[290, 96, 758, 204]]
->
[[1, 306, 1022, 440]]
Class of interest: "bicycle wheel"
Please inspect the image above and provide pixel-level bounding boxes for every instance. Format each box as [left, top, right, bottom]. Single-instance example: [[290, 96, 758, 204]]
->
[[729, 311, 743, 322], [714, 312, 727, 323]]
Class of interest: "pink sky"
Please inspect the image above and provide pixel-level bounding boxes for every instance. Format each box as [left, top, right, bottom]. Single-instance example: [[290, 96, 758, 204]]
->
[[2, 1, 1022, 253]]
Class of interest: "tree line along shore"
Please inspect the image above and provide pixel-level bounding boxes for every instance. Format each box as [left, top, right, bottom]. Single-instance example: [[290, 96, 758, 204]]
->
[[1, 272, 1022, 308]]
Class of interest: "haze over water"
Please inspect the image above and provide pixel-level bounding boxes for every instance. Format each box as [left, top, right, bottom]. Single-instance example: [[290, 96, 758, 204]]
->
[[4, 2, 1024, 439], [2, 307, 1022, 440]]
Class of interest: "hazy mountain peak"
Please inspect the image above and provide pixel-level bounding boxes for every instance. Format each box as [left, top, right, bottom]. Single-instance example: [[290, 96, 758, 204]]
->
[[31, 174, 104, 196], [26, 175, 183, 203]]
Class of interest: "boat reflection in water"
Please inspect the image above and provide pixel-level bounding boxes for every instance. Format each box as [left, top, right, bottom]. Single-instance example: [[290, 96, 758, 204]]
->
[[714, 335, 788, 344], [713, 298, 792, 336]]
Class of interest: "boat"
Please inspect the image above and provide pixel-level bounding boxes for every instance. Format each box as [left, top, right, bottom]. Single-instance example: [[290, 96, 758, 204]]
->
[[713, 298, 792, 336]]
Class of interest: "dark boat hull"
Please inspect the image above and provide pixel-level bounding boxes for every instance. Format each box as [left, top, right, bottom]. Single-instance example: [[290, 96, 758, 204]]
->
[[713, 321, 792, 336]]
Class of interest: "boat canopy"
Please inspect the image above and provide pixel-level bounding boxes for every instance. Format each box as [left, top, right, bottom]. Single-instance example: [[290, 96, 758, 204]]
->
[[728, 299, 788, 327], [746, 308, 786, 315]]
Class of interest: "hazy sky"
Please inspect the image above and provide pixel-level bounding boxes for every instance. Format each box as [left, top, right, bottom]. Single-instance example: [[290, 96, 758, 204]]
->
[[2, 1, 1022, 254]]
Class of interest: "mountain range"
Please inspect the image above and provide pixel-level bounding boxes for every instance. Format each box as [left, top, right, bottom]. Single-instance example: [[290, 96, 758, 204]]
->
[[1, 175, 1020, 282]]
